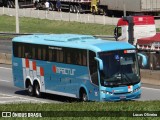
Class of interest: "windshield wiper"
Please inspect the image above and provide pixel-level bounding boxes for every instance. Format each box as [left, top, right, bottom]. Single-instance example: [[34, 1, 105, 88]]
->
[[122, 73, 132, 85], [104, 75, 122, 87]]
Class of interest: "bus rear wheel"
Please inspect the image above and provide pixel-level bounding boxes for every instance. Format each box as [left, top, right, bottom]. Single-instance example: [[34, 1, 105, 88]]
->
[[34, 83, 41, 98], [28, 84, 34, 96]]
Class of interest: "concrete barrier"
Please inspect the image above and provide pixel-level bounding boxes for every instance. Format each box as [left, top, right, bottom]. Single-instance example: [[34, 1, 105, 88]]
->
[[141, 69, 160, 85], [5, 54, 12, 64], [0, 53, 6, 64]]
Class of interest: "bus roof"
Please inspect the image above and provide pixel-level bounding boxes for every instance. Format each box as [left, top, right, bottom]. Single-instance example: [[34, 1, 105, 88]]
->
[[12, 34, 135, 52]]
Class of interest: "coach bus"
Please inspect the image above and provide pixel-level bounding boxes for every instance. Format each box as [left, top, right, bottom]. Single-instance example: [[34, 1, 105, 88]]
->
[[12, 34, 144, 101]]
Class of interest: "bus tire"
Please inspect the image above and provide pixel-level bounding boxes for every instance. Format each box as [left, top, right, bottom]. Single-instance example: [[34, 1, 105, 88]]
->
[[28, 84, 34, 96], [80, 89, 88, 102], [34, 83, 41, 98]]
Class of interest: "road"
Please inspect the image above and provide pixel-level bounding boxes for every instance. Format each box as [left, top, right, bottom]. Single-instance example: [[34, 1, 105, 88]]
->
[[0, 65, 160, 104]]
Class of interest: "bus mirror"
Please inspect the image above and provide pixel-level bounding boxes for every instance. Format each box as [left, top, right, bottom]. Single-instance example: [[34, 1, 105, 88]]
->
[[137, 53, 147, 67], [94, 57, 103, 70]]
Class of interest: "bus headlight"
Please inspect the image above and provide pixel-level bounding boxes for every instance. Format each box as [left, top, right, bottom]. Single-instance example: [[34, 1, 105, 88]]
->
[[101, 90, 113, 95], [133, 87, 141, 93]]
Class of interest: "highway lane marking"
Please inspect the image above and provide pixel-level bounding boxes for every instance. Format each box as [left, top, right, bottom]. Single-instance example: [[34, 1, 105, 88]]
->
[[0, 79, 11, 82], [0, 93, 51, 103], [142, 87, 160, 91], [0, 67, 12, 70], [0, 95, 16, 98], [0, 100, 40, 104]]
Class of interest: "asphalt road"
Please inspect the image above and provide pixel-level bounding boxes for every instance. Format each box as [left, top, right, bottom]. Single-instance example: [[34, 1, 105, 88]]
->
[[0, 65, 160, 104]]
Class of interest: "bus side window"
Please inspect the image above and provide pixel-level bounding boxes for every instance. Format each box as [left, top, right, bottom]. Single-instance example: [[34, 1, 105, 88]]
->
[[24, 44, 32, 59], [21, 44, 25, 58], [37, 47, 42, 60], [32, 46, 36, 59], [89, 51, 98, 85], [18, 45, 22, 57], [75, 50, 82, 65], [82, 51, 87, 66], [66, 49, 71, 64], [57, 50, 63, 62], [42, 47, 46, 60], [13, 42, 22, 58], [48, 49, 52, 61]]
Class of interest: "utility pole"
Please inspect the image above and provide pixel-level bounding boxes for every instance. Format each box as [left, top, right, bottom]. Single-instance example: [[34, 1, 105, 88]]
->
[[15, 0, 19, 33]]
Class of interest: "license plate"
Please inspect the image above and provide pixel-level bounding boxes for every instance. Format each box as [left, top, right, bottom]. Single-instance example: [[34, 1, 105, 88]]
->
[[120, 95, 126, 100]]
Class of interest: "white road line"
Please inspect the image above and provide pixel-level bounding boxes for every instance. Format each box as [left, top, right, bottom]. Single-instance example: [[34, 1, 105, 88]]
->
[[0, 93, 50, 103], [142, 87, 160, 91], [0, 96, 16, 98], [0, 100, 40, 104], [0, 79, 11, 82], [0, 67, 12, 70]]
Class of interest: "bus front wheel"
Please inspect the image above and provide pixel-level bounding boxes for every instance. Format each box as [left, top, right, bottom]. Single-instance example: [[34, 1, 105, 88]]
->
[[80, 90, 88, 102]]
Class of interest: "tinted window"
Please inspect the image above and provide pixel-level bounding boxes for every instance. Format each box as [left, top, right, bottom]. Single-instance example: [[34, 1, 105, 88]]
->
[[13, 42, 87, 66], [89, 51, 98, 85]]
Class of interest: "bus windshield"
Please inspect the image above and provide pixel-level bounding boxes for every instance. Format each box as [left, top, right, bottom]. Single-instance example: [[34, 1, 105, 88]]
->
[[99, 50, 140, 87]]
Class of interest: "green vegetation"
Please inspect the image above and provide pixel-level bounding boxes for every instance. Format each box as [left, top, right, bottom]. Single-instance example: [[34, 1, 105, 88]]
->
[[0, 101, 160, 120], [0, 15, 114, 35], [1, 101, 160, 111]]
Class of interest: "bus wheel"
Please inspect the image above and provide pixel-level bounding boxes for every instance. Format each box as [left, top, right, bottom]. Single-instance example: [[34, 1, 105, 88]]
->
[[34, 83, 41, 98], [28, 84, 34, 96], [80, 91, 88, 102]]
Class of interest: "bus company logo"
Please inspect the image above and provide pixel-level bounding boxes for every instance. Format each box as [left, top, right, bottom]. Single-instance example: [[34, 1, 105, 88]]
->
[[52, 65, 76, 75]]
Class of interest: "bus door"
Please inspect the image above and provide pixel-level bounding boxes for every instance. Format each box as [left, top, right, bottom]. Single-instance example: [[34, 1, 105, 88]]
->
[[88, 51, 100, 101]]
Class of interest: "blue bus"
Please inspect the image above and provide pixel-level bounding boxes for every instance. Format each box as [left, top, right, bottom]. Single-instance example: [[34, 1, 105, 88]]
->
[[12, 34, 142, 101]]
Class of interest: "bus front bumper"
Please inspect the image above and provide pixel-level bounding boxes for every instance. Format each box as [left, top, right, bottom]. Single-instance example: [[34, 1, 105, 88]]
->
[[100, 89, 141, 102]]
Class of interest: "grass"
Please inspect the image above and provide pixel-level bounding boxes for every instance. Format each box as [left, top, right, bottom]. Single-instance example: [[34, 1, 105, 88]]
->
[[0, 101, 160, 119], [1, 101, 160, 111], [0, 15, 115, 35]]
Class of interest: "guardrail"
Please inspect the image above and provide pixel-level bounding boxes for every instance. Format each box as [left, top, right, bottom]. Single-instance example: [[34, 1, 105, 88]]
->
[[0, 32, 32, 36], [0, 53, 11, 65]]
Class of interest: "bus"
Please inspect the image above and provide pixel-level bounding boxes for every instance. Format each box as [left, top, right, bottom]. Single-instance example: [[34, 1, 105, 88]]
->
[[12, 34, 143, 101]]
